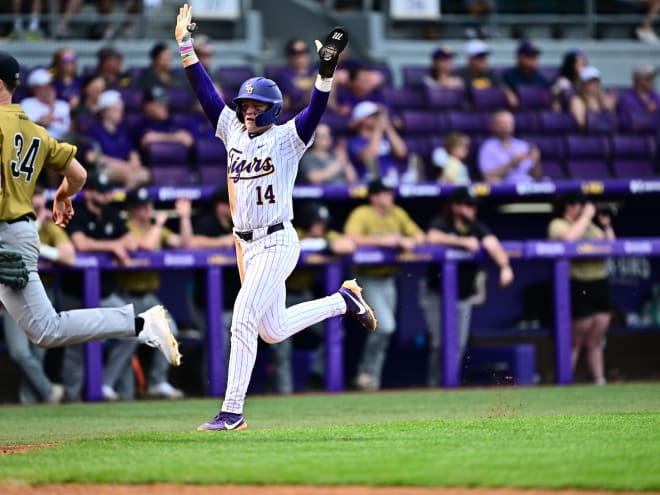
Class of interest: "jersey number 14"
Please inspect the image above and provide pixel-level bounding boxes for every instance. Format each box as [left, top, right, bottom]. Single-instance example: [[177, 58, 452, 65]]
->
[[10, 133, 41, 183], [255, 184, 276, 205]]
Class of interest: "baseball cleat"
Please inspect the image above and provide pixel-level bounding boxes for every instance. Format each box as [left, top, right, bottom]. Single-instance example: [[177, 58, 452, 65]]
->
[[137, 305, 182, 367], [339, 279, 377, 332], [197, 411, 247, 432]]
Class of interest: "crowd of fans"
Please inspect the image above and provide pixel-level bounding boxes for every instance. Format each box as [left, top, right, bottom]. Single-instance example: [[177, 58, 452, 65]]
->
[[1, 36, 655, 403]]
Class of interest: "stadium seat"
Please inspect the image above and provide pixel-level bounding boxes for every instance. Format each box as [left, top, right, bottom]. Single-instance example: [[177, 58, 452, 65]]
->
[[166, 87, 194, 113], [425, 87, 466, 110], [472, 87, 510, 111], [214, 66, 256, 88], [619, 110, 660, 135], [610, 135, 657, 178], [402, 65, 427, 87], [319, 112, 349, 135], [196, 137, 228, 166], [382, 87, 426, 111], [517, 86, 553, 110], [264, 64, 287, 82], [401, 110, 450, 135], [520, 134, 567, 179], [118, 86, 143, 112], [539, 111, 578, 134], [564, 135, 612, 179], [448, 111, 491, 135], [513, 111, 540, 134], [585, 111, 619, 135], [145, 141, 195, 185]]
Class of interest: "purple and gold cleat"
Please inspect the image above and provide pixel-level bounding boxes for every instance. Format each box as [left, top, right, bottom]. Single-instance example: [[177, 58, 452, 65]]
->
[[339, 279, 377, 332], [196, 411, 247, 432]]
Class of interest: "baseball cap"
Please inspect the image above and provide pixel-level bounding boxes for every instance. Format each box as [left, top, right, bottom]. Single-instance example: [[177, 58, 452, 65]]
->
[[97, 46, 122, 63], [297, 201, 330, 230], [432, 45, 455, 60], [144, 85, 169, 104], [27, 68, 52, 87], [465, 39, 490, 58], [367, 177, 395, 195], [517, 40, 541, 56], [579, 66, 601, 82], [449, 186, 478, 205], [85, 171, 111, 192], [0, 51, 20, 85], [125, 186, 151, 207], [633, 63, 657, 78], [96, 90, 123, 112], [350, 101, 380, 124]]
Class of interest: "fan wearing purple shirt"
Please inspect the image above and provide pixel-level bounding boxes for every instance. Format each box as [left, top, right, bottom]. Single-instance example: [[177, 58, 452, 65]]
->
[[86, 90, 150, 188], [617, 63, 660, 128], [479, 110, 543, 184], [335, 65, 386, 118]]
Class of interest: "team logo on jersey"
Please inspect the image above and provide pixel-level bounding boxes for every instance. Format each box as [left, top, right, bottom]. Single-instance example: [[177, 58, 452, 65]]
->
[[227, 147, 275, 183], [245, 82, 254, 94]]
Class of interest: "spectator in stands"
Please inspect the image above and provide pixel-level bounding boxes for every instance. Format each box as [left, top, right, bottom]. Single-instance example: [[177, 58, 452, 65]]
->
[[569, 66, 618, 130], [193, 34, 215, 72], [54, 0, 141, 40], [115, 187, 192, 399], [133, 85, 194, 154], [457, 39, 518, 109], [60, 172, 140, 401], [298, 123, 357, 185], [137, 42, 186, 92], [633, 0, 660, 43], [275, 38, 317, 113], [344, 178, 425, 391], [617, 63, 660, 127], [9, 0, 42, 40], [95, 46, 132, 89], [422, 45, 464, 90], [335, 65, 386, 117], [85, 90, 150, 188], [421, 186, 513, 386], [502, 40, 548, 93], [50, 47, 82, 110], [333, 45, 385, 94], [270, 201, 357, 393], [551, 49, 587, 111], [347, 101, 408, 182], [548, 191, 616, 385], [20, 68, 71, 141], [479, 110, 543, 184], [71, 74, 106, 133], [431, 132, 472, 185], [1, 187, 72, 404]]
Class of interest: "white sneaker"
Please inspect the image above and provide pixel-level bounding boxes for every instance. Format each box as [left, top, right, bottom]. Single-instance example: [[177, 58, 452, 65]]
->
[[637, 27, 660, 44], [48, 383, 64, 404], [137, 305, 182, 367], [147, 382, 184, 399], [102, 385, 119, 401]]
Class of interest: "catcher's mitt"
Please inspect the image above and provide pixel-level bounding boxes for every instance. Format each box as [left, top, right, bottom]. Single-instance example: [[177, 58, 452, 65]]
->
[[0, 248, 29, 289]]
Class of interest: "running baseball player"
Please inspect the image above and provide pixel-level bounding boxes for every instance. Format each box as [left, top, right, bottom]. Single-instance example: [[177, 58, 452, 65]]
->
[[175, 3, 377, 431], [0, 50, 181, 371]]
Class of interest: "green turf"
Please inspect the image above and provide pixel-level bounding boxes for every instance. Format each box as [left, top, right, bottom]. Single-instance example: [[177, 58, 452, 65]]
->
[[1, 384, 659, 489]]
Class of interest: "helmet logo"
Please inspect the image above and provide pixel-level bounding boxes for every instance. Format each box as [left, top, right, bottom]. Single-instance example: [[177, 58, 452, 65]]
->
[[245, 81, 254, 94]]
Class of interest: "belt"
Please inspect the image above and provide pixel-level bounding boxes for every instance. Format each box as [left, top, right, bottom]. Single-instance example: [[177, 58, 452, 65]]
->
[[234, 222, 284, 241], [5, 213, 36, 224]]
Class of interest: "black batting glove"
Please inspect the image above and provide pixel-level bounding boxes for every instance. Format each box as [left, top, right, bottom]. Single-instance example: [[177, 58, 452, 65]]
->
[[315, 26, 349, 78]]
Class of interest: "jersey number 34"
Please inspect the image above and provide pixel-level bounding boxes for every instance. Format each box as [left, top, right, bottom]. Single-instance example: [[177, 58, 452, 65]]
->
[[10, 133, 41, 183]]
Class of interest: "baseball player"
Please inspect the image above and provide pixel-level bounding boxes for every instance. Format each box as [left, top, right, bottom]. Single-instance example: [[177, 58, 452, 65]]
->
[[175, 3, 377, 431], [0, 50, 181, 370]]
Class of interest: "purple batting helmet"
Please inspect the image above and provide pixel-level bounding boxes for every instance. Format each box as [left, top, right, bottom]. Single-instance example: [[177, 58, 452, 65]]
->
[[233, 77, 283, 127]]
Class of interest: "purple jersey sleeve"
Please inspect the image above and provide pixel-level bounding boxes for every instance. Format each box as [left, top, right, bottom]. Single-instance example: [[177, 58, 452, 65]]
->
[[294, 85, 329, 144], [184, 62, 226, 127]]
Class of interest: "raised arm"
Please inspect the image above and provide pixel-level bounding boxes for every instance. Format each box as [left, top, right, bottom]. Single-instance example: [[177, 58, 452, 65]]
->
[[295, 27, 348, 143], [176, 3, 226, 125]]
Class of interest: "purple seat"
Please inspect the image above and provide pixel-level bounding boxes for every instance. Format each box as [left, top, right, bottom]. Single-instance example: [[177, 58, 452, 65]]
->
[[520, 134, 566, 178], [472, 87, 510, 111], [145, 141, 190, 167], [196, 138, 228, 166], [199, 165, 227, 185], [382, 87, 426, 111], [124, 112, 142, 133], [264, 64, 286, 81], [401, 111, 449, 135], [620, 111, 660, 134], [403, 136, 438, 161], [585, 111, 618, 135], [425, 87, 466, 110], [513, 111, 540, 133], [166, 87, 194, 113], [320, 112, 349, 135], [215, 66, 255, 88], [564, 135, 611, 179], [151, 166, 194, 185], [448, 111, 490, 135], [539, 111, 578, 134], [402, 66, 428, 87], [118, 87, 143, 112], [611, 135, 657, 178], [517, 86, 552, 110]]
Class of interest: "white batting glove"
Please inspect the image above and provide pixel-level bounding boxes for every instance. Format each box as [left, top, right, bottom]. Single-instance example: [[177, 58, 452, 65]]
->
[[175, 3, 197, 44]]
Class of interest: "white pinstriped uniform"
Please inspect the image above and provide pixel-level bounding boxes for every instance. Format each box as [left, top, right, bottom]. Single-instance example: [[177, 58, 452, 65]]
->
[[216, 106, 346, 413]]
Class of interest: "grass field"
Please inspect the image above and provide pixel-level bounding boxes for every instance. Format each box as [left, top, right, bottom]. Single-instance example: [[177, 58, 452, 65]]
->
[[1, 383, 659, 490]]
